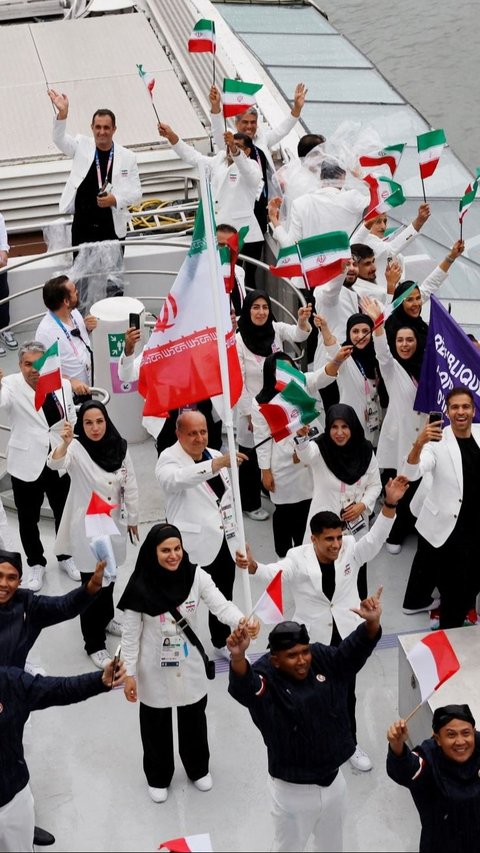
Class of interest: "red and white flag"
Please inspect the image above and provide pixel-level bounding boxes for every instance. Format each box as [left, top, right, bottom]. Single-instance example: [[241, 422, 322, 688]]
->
[[139, 203, 243, 415], [85, 492, 120, 538], [252, 571, 284, 624], [159, 834, 213, 853], [406, 630, 460, 702]]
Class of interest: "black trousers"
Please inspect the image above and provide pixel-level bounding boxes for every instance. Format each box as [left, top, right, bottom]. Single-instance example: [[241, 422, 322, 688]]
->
[[240, 240, 264, 289], [238, 444, 262, 512], [331, 626, 358, 741], [0, 270, 10, 328], [272, 499, 311, 558], [203, 537, 236, 649], [79, 572, 114, 654], [11, 467, 71, 567], [139, 695, 209, 788]]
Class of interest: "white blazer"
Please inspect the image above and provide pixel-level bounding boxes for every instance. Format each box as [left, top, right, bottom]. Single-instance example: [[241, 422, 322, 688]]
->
[[324, 342, 381, 445], [251, 398, 313, 506], [402, 424, 480, 548], [52, 118, 142, 238], [374, 332, 426, 470], [0, 374, 76, 481], [172, 138, 264, 241], [211, 110, 298, 174], [354, 222, 419, 291], [155, 442, 233, 566], [255, 512, 393, 643]]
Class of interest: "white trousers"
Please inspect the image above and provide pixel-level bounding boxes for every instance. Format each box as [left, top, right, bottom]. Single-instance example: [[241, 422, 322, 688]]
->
[[0, 784, 34, 852], [269, 771, 346, 853]]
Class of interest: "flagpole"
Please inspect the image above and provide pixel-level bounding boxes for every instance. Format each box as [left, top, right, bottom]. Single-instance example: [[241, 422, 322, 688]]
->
[[149, 99, 161, 123], [212, 22, 216, 85], [404, 700, 424, 724], [295, 241, 310, 291], [349, 219, 363, 240], [421, 175, 427, 204], [197, 160, 253, 615], [460, 217, 463, 242]]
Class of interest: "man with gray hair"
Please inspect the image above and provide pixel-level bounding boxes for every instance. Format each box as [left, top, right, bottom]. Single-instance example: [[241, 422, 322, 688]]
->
[[0, 342, 78, 591]]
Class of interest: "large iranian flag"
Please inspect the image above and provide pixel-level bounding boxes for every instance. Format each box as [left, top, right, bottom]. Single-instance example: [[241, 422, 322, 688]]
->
[[363, 174, 405, 220], [187, 19, 216, 53], [459, 178, 478, 222], [297, 231, 351, 288], [269, 244, 303, 279], [259, 379, 320, 441], [417, 129, 446, 179], [33, 341, 62, 410], [138, 204, 243, 414], [359, 143, 405, 177], [222, 78, 262, 118]]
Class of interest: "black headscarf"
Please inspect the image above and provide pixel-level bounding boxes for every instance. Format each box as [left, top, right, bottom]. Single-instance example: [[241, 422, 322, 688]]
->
[[118, 523, 197, 616], [256, 351, 295, 404], [385, 281, 428, 352], [316, 403, 373, 484], [237, 289, 276, 356], [389, 324, 424, 382], [75, 401, 127, 473], [344, 313, 378, 381]]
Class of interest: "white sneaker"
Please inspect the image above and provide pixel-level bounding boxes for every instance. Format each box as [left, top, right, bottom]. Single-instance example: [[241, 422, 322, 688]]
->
[[214, 646, 230, 662], [244, 508, 269, 521], [24, 660, 47, 677], [106, 618, 123, 636], [403, 598, 441, 615], [27, 565, 45, 592], [349, 746, 373, 772], [58, 557, 81, 581], [0, 330, 18, 350], [193, 772, 213, 792], [148, 786, 168, 803], [0, 344, 6, 357], [89, 649, 111, 669], [385, 542, 402, 555]]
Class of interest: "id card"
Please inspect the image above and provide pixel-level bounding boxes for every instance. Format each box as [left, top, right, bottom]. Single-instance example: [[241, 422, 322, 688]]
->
[[160, 636, 185, 668], [365, 397, 380, 433], [220, 500, 238, 541]]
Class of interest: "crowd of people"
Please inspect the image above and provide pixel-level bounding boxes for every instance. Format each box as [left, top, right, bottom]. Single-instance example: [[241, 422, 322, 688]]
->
[[0, 77, 478, 853]]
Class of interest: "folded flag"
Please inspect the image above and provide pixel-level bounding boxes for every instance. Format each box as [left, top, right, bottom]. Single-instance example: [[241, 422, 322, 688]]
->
[[85, 491, 120, 538], [417, 129, 446, 180], [269, 244, 303, 279], [188, 19, 216, 53], [275, 358, 307, 392], [363, 174, 405, 220], [359, 143, 406, 177], [259, 380, 320, 442], [372, 281, 418, 330], [252, 571, 284, 624], [136, 64, 155, 98], [159, 834, 213, 853], [222, 78, 262, 118], [406, 630, 460, 702], [459, 178, 478, 222], [219, 226, 248, 293], [296, 231, 351, 289], [33, 341, 62, 410]]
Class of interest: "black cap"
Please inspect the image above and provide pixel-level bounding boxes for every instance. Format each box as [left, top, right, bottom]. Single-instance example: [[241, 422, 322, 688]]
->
[[432, 704, 475, 733], [267, 621, 310, 652], [0, 549, 23, 578]]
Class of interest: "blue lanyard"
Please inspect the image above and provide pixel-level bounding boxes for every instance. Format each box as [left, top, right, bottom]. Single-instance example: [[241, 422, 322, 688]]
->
[[95, 146, 114, 191]]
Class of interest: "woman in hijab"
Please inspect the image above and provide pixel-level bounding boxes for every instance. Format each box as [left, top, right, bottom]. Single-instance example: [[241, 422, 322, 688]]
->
[[118, 523, 258, 803], [48, 401, 139, 668], [236, 289, 311, 521], [295, 404, 381, 579], [252, 347, 349, 556]]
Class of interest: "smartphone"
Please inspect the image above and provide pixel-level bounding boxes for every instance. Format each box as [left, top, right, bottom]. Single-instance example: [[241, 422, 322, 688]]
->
[[307, 426, 320, 439], [110, 643, 121, 688], [428, 411, 443, 440], [129, 312, 140, 330]]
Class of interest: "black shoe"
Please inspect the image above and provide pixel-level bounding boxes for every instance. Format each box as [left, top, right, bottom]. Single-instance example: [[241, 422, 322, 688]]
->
[[33, 826, 55, 846]]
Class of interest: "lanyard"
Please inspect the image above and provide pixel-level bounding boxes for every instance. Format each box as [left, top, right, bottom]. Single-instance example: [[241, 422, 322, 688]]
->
[[49, 311, 85, 357], [95, 146, 114, 191], [253, 145, 267, 197]]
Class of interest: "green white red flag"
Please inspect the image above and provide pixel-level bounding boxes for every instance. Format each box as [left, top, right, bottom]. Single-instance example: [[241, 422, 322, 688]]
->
[[187, 19, 216, 53], [33, 341, 62, 410], [359, 143, 406, 177], [297, 231, 351, 289], [459, 178, 478, 222], [222, 78, 262, 118], [372, 281, 418, 331], [417, 129, 446, 180], [252, 571, 284, 624], [139, 203, 243, 414], [259, 379, 320, 442], [136, 64, 155, 98], [269, 244, 302, 279], [363, 174, 405, 220], [275, 359, 307, 392], [219, 226, 248, 293]]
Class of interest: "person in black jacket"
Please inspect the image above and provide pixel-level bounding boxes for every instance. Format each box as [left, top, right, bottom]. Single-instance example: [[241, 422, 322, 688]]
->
[[387, 704, 480, 852], [227, 588, 383, 853], [0, 661, 125, 852]]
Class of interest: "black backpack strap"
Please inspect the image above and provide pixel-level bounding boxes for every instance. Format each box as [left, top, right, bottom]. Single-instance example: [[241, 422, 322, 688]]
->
[[169, 608, 216, 679]]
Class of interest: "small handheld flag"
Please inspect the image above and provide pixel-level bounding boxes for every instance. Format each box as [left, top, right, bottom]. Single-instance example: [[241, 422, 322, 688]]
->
[[459, 177, 478, 240], [296, 231, 351, 289], [363, 174, 406, 221], [188, 19, 216, 53], [417, 128, 446, 201], [406, 630, 460, 710], [269, 244, 303, 280], [359, 143, 405, 178], [259, 380, 320, 442], [222, 78, 262, 118], [251, 571, 284, 624], [136, 63, 160, 121], [33, 341, 62, 411], [219, 226, 248, 293], [159, 833, 213, 853], [85, 491, 120, 538]]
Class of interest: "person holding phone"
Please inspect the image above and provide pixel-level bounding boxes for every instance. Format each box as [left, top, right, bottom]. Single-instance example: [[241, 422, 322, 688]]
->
[[48, 401, 139, 668]]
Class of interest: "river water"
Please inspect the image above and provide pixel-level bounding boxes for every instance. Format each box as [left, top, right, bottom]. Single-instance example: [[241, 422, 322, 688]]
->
[[323, 0, 479, 171]]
